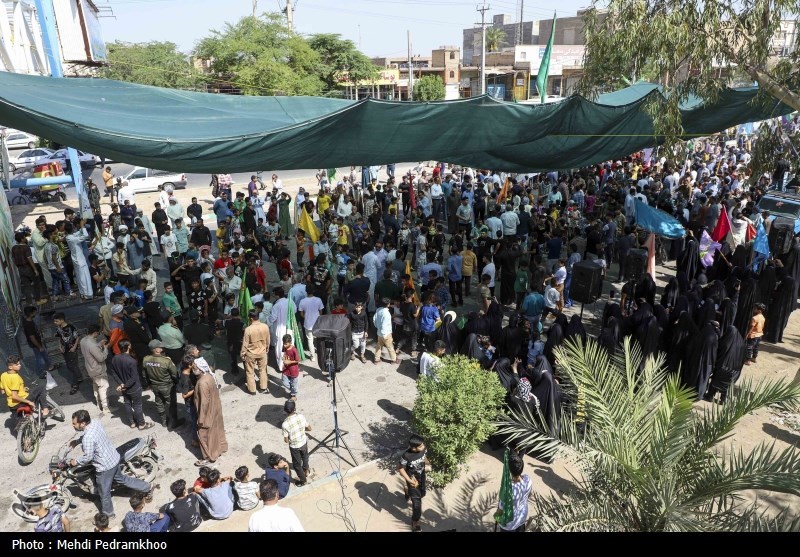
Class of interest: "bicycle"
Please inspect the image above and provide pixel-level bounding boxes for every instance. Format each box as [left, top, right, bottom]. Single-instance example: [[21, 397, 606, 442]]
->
[[16, 393, 65, 465]]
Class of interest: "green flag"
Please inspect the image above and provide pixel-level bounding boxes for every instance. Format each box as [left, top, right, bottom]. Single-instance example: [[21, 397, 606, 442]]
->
[[287, 297, 306, 361], [494, 448, 514, 527], [536, 12, 556, 104], [327, 168, 337, 181], [239, 284, 253, 320]]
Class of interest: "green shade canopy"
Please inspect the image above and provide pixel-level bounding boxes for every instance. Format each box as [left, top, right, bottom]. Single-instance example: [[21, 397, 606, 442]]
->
[[0, 72, 792, 172]]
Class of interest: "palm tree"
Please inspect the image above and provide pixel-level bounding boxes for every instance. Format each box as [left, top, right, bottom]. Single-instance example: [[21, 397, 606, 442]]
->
[[495, 337, 800, 531], [484, 27, 507, 52]]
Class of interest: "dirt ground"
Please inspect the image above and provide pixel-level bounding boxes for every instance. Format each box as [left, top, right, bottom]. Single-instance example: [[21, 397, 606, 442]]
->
[[2, 166, 799, 532]]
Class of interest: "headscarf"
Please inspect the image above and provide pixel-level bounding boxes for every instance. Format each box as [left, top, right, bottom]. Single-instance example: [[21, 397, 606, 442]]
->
[[513, 377, 535, 404], [493, 357, 518, 393]]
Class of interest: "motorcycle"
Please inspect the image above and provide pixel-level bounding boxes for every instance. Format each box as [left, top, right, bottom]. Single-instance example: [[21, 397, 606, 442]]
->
[[10, 434, 162, 523], [12, 185, 66, 205]]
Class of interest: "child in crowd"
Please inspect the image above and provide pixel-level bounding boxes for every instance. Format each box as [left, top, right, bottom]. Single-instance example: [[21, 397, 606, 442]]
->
[[32, 503, 70, 533], [330, 298, 347, 315], [193, 466, 212, 490], [93, 512, 115, 532], [194, 468, 234, 520], [122, 493, 170, 533], [163, 479, 203, 532], [281, 334, 301, 400], [233, 466, 260, 511]]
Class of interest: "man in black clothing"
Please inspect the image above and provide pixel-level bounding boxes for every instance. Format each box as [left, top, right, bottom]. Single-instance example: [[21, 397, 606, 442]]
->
[[225, 309, 245, 372], [184, 312, 215, 348], [122, 307, 151, 387], [111, 340, 153, 429], [167, 253, 185, 309], [189, 218, 212, 248], [368, 206, 383, 239], [186, 197, 203, 225], [616, 227, 636, 281], [177, 258, 202, 307], [310, 255, 332, 310], [344, 262, 371, 307], [242, 198, 257, 236]]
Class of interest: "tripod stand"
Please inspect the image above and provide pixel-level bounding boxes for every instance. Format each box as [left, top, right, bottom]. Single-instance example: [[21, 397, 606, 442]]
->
[[309, 346, 358, 467]]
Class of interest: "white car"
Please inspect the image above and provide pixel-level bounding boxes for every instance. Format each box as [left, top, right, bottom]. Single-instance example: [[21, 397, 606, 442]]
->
[[45, 149, 99, 170], [8, 148, 55, 172], [4, 130, 38, 150], [121, 167, 187, 194]]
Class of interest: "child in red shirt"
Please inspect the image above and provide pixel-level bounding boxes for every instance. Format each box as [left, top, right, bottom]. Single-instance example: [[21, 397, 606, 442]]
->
[[330, 298, 347, 315], [281, 334, 300, 400]]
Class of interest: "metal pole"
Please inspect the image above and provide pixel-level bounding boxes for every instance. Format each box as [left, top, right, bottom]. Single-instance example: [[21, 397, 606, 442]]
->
[[408, 30, 414, 101], [284, 0, 293, 31], [33, 0, 87, 216], [477, 3, 490, 96]]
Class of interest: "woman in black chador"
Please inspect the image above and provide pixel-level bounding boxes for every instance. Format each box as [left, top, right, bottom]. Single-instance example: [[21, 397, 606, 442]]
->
[[682, 321, 720, 401], [705, 324, 746, 404], [763, 276, 797, 344]]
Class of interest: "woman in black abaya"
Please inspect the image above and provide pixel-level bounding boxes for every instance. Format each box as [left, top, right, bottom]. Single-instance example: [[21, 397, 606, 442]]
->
[[668, 312, 698, 375], [734, 273, 758, 338], [498, 314, 524, 360], [565, 315, 587, 344], [543, 322, 564, 370], [436, 311, 462, 355], [661, 277, 680, 310], [705, 324, 746, 404], [755, 264, 777, 305], [653, 304, 671, 352], [636, 315, 662, 363], [682, 321, 720, 401], [485, 300, 505, 345], [718, 298, 736, 332], [706, 280, 727, 307], [782, 238, 800, 307], [492, 356, 520, 394], [764, 276, 797, 344], [671, 295, 691, 323], [526, 356, 562, 438], [598, 316, 622, 357], [695, 297, 717, 328], [677, 233, 700, 281], [461, 333, 490, 368]]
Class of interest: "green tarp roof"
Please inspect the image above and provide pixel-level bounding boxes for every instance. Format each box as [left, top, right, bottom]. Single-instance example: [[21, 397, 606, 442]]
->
[[0, 71, 793, 172]]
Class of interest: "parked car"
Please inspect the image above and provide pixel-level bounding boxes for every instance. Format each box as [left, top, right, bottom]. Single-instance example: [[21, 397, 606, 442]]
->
[[756, 191, 800, 234], [8, 148, 55, 172], [120, 167, 187, 193], [45, 149, 99, 170], [4, 130, 38, 150]]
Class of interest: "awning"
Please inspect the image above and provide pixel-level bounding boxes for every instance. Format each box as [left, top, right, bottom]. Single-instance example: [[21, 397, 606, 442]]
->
[[0, 72, 792, 173]]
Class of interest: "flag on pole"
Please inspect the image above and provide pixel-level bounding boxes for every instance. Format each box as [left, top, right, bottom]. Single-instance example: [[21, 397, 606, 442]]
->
[[239, 283, 253, 320], [752, 222, 770, 272], [298, 202, 319, 243], [496, 177, 511, 205], [536, 12, 556, 104], [710, 207, 732, 243], [699, 230, 721, 268], [405, 260, 419, 304], [745, 222, 757, 243], [645, 233, 656, 281], [494, 448, 514, 528], [287, 297, 306, 361], [327, 168, 337, 182]]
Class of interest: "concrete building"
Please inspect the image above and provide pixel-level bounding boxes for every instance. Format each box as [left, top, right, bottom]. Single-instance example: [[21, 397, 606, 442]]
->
[[463, 13, 536, 66], [371, 46, 461, 100]]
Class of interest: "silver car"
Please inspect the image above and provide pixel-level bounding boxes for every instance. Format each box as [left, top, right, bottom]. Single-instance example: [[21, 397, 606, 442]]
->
[[4, 130, 38, 150], [121, 167, 188, 193]]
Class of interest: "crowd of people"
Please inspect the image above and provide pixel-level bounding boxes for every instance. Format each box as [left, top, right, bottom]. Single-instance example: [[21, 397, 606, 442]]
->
[[4, 127, 800, 532]]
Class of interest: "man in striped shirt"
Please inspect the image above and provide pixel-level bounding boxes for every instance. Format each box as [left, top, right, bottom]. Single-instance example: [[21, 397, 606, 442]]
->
[[68, 410, 152, 518]]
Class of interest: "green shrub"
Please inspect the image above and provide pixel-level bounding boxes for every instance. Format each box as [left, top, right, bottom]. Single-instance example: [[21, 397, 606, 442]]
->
[[412, 354, 506, 487]]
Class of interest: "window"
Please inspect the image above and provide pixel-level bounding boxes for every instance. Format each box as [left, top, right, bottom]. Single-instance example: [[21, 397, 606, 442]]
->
[[129, 169, 146, 180], [450, 71, 455, 78], [449, 51, 455, 60], [520, 51, 527, 60]]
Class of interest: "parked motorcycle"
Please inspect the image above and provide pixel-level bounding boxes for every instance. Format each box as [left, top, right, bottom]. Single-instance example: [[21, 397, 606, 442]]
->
[[10, 434, 162, 522], [12, 185, 66, 205]]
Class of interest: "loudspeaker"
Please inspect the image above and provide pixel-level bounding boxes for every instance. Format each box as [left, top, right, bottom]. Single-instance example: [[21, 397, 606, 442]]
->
[[768, 218, 794, 256], [571, 260, 603, 304], [312, 314, 352, 373], [624, 249, 648, 282]]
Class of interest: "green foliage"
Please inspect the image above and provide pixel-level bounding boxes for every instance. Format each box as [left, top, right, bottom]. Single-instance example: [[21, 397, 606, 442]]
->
[[495, 337, 800, 531], [308, 33, 379, 91], [579, 1, 800, 145], [413, 75, 446, 102], [412, 354, 506, 487], [194, 14, 323, 96], [485, 27, 507, 52], [99, 41, 202, 90]]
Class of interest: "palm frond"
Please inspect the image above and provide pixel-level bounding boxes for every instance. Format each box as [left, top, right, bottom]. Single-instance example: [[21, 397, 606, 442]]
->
[[644, 375, 697, 470], [493, 404, 567, 462]]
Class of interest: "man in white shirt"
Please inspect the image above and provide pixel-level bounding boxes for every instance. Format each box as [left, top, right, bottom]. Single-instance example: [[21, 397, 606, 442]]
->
[[430, 181, 444, 222], [223, 265, 242, 304], [482, 255, 496, 292], [160, 226, 178, 257], [499, 204, 520, 239], [271, 174, 283, 194], [485, 210, 503, 241], [624, 188, 637, 226], [248, 479, 304, 532], [298, 292, 324, 359]]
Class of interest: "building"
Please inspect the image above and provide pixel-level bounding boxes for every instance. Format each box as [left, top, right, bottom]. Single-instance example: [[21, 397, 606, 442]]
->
[[463, 13, 536, 66], [372, 46, 461, 100]]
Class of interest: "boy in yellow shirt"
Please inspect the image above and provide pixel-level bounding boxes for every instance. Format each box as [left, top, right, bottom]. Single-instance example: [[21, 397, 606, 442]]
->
[[0, 354, 63, 426]]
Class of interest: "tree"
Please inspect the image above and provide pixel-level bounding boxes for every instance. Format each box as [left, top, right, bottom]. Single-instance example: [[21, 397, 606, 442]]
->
[[194, 14, 323, 96], [307, 33, 379, 94], [579, 1, 800, 143], [413, 355, 506, 487], [99, 41, 202, 90], [413, 75, 446, 102], [485, 27, 507, 52], [495, 338, 800, 531]]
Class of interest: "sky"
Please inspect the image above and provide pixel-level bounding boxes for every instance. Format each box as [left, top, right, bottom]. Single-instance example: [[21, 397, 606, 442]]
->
[[97, 0, 590, 58]]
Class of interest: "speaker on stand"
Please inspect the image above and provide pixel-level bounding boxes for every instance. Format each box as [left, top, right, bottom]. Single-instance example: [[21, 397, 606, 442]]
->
[[571, 260, 604, 319]]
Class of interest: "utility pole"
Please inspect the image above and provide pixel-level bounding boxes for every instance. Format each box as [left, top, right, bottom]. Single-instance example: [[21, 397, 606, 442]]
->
[[476, 3, 490, 96], [517, 0, 524, 46], [252, 0, 257, 17], [283, 0, 294, 31], [408, 30, 414, 101]]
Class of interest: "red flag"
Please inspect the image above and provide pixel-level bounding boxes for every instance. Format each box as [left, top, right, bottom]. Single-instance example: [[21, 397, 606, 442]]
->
[[711, 208, 732, 243], [745, 222, 757, 242]]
